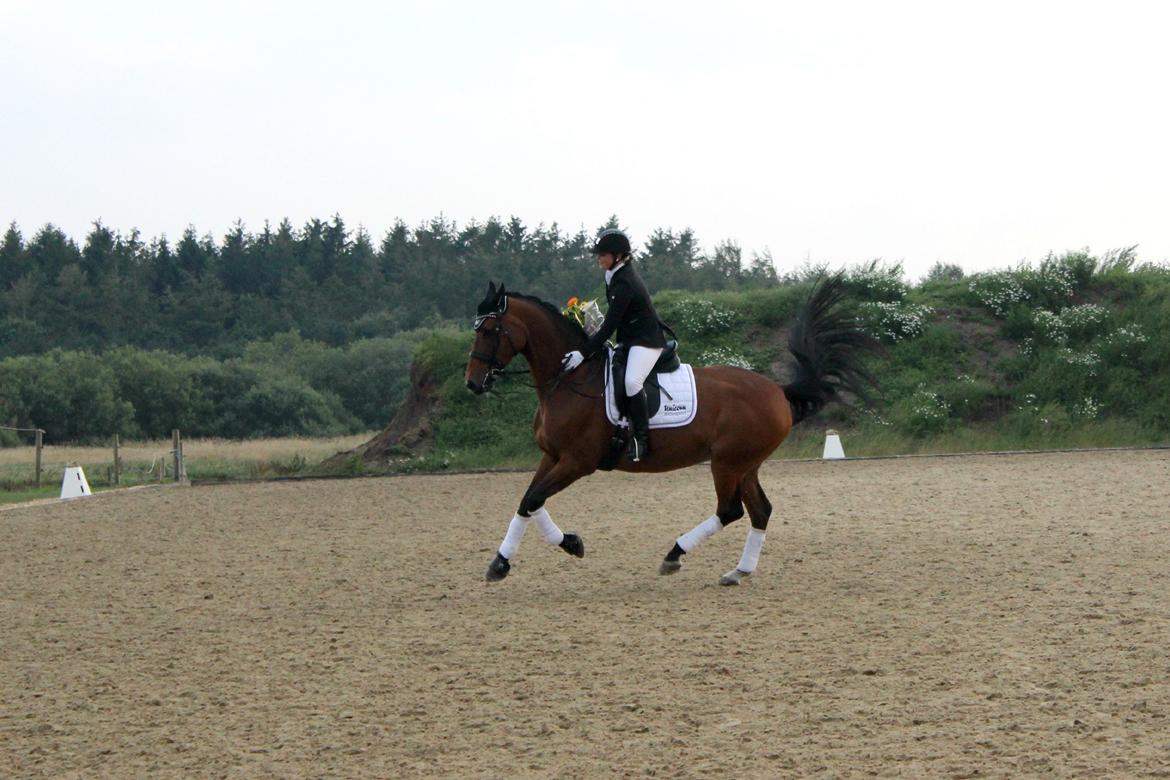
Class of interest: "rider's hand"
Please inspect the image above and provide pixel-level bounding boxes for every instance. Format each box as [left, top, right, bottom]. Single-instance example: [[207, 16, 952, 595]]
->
[[561, 350, 584, 372]]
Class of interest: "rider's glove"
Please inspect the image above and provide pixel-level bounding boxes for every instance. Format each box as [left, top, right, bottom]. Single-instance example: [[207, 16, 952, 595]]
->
[[561, 350, 584, 372]]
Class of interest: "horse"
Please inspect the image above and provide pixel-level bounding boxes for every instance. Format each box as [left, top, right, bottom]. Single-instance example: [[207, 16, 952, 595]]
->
[[464, 274, 877, 585]]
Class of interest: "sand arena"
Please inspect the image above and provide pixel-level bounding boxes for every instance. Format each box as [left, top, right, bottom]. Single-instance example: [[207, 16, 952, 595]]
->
[[3, 450, 1169, 778]]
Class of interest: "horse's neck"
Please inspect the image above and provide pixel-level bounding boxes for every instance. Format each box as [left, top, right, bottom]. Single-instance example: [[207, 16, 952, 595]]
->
[[514, 306, 591, 402]]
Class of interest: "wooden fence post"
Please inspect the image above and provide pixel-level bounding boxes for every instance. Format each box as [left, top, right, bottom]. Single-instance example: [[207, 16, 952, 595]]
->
[[172, 429, 184, 483], [35, 429, 43, 488], [113, 434, 121, 486]]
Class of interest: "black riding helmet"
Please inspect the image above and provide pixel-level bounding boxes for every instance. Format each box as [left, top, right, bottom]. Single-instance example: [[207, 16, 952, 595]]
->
[[592, 228, 631, 258]]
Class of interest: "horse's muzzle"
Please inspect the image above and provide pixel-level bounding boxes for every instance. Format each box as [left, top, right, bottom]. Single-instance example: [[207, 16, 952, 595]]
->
[[466, 377, 494, 395]]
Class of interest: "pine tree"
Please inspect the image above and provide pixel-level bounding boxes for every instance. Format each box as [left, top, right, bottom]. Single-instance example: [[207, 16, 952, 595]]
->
[[81, 221, 116, 283], [1, 222, 27, 291]]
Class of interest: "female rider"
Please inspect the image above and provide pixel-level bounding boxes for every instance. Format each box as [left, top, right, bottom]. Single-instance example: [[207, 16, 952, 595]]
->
[[561, 229, 668, 462]]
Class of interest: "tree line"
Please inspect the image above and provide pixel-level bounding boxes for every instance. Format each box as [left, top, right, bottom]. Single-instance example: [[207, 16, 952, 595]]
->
[[0, 215, 780, 359], [0, 330, 432, 445]]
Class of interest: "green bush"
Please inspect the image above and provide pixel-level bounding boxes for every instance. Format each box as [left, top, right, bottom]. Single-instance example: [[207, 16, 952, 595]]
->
[[0, 350, 136, 442]]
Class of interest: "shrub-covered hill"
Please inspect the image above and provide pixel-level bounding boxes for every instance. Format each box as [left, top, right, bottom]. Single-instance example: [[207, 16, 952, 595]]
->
[[337, 250, 1170, 473]]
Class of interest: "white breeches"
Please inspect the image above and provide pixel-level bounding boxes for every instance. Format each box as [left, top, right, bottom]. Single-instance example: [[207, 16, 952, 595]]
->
[[625, 346, 664, 397]]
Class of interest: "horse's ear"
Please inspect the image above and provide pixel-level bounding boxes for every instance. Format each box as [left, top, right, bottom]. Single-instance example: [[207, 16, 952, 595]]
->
[[487, 281, 497, 297], [498, 283, 507, 296]]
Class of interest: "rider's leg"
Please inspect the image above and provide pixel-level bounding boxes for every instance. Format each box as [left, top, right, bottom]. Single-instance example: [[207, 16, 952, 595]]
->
[[623, 346, 663, 461]]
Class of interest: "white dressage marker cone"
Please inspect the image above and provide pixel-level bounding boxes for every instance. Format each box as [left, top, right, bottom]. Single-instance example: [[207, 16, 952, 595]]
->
[[60, 466, 92, 499], [822, 430, 846, 460]]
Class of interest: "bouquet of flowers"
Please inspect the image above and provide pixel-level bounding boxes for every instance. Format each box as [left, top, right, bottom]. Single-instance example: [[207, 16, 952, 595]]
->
[[562, 296, 604, 336]]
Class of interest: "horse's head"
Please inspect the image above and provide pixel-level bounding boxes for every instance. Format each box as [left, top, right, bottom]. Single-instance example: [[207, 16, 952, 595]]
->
[[465, 282, 527, 394]]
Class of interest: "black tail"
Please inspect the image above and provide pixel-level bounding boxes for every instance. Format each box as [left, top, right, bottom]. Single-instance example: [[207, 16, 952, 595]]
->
[[782, 273, 880, 425]]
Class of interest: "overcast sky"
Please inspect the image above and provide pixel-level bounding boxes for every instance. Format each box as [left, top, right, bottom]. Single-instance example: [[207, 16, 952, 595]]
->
[[3, 0, 1168, 277]]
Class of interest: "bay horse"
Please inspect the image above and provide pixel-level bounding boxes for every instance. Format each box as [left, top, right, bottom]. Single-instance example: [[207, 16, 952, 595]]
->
[[464, 274, 876, 585]]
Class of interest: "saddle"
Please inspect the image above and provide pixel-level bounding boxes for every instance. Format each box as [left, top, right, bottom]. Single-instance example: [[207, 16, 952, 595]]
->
[[610, 340, 681, 419], [599, 341, 689, 471]]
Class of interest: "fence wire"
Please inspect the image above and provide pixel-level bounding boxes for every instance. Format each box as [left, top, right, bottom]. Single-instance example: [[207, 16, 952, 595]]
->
[[1, 440, 179, 491]]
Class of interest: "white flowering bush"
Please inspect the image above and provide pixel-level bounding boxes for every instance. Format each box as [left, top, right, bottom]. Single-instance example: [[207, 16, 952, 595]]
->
[[847, 266, 908, 302], [1030, 309, 1066, 344], [1025, 304, 1107, 346], [858, 301, 933, 342], [1033, 260, 1076, 303], [1072, 396, 1102, 419], [1058, 303, 1108, 341], [859, 407, 893, 427], [969, 271, 1029, 317], [897, 386, 951, 436], [660, 298, 738, 336], [1101, 324, 1149, 358], [1057, 348, 1100, 375], [695, 347, 754, 369]]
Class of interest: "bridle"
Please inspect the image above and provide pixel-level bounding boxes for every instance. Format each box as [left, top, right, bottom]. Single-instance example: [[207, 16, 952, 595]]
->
[[469, 296, 605, 399], [469, 298, 522, 383]]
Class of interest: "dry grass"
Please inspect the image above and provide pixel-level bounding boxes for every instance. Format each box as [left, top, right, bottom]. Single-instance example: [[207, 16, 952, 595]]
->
[[1, 434, 376, 495], [0, 433, 374, 468]]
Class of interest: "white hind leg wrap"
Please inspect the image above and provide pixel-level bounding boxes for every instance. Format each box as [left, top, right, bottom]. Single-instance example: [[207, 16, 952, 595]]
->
[[529, 506, 565, 545], [498, 514, 530, 559], [736, 528, 766, 573], [677, 515, 723, 553]]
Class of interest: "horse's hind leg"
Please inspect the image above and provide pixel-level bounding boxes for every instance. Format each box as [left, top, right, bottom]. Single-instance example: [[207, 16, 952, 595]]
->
[[720, 469, 772, 586], [659, 463, 745, 575], [486, 455, 587, 582]]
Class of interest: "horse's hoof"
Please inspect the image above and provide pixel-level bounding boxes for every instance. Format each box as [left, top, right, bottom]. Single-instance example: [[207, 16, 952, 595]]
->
[[485, 553, 511, 582], [659, 559, 682, 576], [719, 568, 750, 586], [559, 533, 585, 558]]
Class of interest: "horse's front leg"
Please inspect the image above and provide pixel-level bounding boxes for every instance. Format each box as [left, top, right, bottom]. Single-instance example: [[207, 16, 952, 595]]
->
[[486, 455, 590, 581]]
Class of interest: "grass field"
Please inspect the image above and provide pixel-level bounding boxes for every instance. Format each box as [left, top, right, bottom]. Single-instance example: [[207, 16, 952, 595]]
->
[[0, 433, 375, 501]]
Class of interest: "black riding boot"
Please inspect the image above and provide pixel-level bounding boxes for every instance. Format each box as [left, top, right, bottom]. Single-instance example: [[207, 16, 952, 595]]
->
[[625, 389, 651, 462]]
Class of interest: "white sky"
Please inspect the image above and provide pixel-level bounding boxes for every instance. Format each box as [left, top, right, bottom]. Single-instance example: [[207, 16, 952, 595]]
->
[[2, 0, 1168, 278]]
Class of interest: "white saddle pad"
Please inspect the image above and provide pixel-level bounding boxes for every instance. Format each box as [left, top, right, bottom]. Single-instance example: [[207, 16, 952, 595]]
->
[[605, 350, 698, 429]]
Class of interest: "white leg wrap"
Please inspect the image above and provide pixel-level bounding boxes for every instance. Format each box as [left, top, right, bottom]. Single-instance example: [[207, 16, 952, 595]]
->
[[529, 506, 565, 545], [498, 514, 530, 559], [736, 528, 766, 573], [677, 515, 723, 553]]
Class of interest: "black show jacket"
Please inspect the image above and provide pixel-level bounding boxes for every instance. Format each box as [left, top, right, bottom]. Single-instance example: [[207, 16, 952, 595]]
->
[[583, 262, 668, 357]]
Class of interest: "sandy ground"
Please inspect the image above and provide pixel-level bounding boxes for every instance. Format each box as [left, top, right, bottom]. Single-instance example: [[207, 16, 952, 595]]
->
[[2, 450, 1170, 779]]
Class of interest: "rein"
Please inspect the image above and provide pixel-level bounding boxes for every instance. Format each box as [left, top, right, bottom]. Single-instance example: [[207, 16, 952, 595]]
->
[[471, 304, 605, 400], [545, 356, 606, 399]]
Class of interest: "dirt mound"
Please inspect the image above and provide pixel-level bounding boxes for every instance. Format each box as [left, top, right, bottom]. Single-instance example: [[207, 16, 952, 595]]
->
[[320, 361, 438, 470]]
